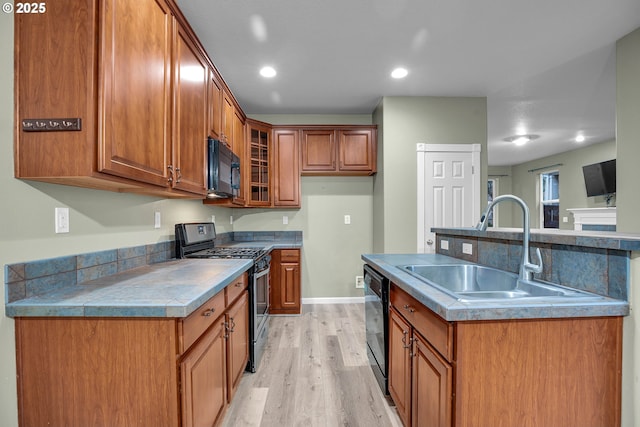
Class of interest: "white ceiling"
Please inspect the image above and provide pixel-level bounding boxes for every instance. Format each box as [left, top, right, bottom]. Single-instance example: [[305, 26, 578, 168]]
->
[[176, 0, 640, 166]]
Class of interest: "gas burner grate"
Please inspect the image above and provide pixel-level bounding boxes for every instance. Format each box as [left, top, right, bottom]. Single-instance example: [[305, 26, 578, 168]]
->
[[189, 247, 265, 259]]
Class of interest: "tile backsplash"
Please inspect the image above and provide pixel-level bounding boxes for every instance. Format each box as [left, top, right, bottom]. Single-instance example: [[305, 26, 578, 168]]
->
[[5, 241, 174, 304], [4, 230, 303, 304]]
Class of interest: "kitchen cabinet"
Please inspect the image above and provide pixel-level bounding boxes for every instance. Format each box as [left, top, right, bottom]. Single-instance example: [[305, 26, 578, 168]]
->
[[14, 0, 227, 198], [208, 69, 224, 140], [14, 272, 249, 427], [247, 119, 271, 207], [270, 249, 302, 314], [388, 283, 623, 427], [180, 315, 228, 427], [172, 23, 209, 195], [389, 287, 452, 427], [273, 128, 301, 207], [226, 290, 249, 402], [300, 126, 377, 175]]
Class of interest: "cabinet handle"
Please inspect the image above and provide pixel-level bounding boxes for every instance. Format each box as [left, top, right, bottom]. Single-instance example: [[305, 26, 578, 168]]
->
[[235, 281, 242, 287], [167, 165, 174, 183], [202, 308, 215, 317], [403, 304, 415, 313], [228, 317, 236, 332], [175, 167, 182, 183], [401, 330, 412, 349]]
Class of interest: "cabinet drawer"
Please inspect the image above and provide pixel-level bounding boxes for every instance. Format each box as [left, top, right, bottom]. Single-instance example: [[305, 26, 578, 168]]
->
[[390, 283, 453, 362], [279, 249, 300, 262], [180, 290, 226, 354], [226, 272, 248, 306]]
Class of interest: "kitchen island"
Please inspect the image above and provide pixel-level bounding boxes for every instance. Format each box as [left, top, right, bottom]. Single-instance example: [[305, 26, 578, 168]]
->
[[363, 227, 633, 427]]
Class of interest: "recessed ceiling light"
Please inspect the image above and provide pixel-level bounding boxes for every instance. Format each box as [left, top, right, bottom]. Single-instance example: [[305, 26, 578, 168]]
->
[[503, 134, 540, 146], [575, 134, 586, 143], [391, 67, 408, 79], [259, 66, 276, 78]]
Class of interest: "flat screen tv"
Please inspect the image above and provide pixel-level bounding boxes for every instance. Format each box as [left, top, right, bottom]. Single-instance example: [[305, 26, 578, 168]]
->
[[582, 159, 616, 197]]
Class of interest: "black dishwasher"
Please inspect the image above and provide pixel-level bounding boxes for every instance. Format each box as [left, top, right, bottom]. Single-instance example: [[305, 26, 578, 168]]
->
[[364, 264, 390, 396]]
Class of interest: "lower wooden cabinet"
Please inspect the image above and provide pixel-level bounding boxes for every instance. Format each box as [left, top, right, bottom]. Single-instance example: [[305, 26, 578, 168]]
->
[[181, 317, 228, 427], [226, 290, 249, 402], [388, 283, 623, 427], [14, 273, 250, 427], [270, 249, 302, 314]]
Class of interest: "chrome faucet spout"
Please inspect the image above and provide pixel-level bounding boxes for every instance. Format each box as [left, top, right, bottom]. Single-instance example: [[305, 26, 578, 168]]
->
[[476, 195, 543, 282]]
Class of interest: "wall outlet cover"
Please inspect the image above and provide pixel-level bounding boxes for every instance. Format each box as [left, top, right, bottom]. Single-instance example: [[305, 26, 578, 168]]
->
[[355, 276, 364, 288], [441, 239, 449, 250], [462, 242, 473, 255]]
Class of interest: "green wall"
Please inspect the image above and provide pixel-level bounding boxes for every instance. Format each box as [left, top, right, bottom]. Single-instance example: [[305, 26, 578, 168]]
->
[[247, 114, 374, 299], [617, 27, 640, 427], [372, 96, 488, 253], [491, 139, 616, 229]]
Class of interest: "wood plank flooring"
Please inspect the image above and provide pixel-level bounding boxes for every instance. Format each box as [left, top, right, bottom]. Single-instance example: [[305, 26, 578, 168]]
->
[[222, 304, 402, 427]]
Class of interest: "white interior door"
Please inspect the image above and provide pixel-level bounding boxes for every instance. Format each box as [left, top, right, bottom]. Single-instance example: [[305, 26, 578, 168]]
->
[[417, 144, 481, 253]]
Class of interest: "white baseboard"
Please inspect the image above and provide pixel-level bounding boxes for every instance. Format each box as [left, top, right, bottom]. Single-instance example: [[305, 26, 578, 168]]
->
[[301, 296, 365, 305]]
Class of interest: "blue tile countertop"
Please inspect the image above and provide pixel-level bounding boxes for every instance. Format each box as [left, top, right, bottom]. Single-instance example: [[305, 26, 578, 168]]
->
[[5, 259, 252, 318], [362, 253, 629, 322]]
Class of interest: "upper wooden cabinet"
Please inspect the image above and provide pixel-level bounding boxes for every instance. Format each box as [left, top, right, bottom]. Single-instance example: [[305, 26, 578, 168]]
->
[[208, 69, 224, 140], [300, 126, 377, 175], [172, 24, 208, 195], [273, 128, 301, 208], [246, 119, 271, 207], [99, 0, 174, 189], [14, 0, 218, 198], [300, 129, 336, 172]]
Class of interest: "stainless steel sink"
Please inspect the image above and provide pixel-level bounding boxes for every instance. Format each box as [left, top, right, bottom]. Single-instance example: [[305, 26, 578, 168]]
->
[[400, 264, 599, 301]]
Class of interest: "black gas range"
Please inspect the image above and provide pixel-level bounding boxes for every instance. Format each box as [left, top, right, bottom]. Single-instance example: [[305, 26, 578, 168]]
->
[[175, 222, 270, 373]]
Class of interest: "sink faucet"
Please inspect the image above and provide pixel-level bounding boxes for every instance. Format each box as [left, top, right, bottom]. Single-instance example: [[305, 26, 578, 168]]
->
[[476, 194, 543, 282]]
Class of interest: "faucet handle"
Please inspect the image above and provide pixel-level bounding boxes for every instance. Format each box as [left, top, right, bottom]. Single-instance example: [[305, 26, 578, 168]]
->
[[528, 247, 543, 274]]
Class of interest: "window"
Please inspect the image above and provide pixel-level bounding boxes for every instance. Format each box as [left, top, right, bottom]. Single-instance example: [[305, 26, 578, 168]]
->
[[540, 171, 559, 228]]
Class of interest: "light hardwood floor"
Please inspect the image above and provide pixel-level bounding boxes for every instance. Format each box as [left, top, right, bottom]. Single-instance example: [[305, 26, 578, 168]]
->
[[222, 304, 402, 427]]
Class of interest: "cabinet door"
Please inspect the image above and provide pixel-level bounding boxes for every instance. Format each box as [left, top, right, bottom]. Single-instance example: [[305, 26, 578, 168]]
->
[[226, 291, 249, 402], [208, 69, 223, 139], [172, 25, 208, 195], [389, 308, 413, 427], [412, 333, 453, 427], [273, 129, 300, 207], [338, 129, 375, 172], [222, 92, 234, 147], [247, 122, 271, 206], [180, 318, 228, 427], [99, 0, 173, 187], [279, 262, 301, 313], [301, 129, 336, 172]]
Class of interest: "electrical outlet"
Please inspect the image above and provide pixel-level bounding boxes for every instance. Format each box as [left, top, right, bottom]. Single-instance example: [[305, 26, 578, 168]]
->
[[55, 208, 69, 233], [211, 215, 216, 223], [462, 242, 473, 255], [230, 215, 233, 225], [355, 276, 364, 288], [441, 239, 449, 250], [154, 211, 161, 229], [283, 215, 289, 225], [344, 215, 351, 225]]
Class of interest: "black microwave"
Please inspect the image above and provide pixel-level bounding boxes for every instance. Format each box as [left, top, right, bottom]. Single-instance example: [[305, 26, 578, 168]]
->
[[207, 137, 240, 198]]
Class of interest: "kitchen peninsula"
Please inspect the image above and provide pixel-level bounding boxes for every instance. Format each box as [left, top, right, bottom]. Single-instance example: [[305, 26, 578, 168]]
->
[[363, 227, 634, 427]]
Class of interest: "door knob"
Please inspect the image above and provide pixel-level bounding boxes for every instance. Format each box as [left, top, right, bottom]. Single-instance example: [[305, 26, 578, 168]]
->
[[426, 239, 434, 245]]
